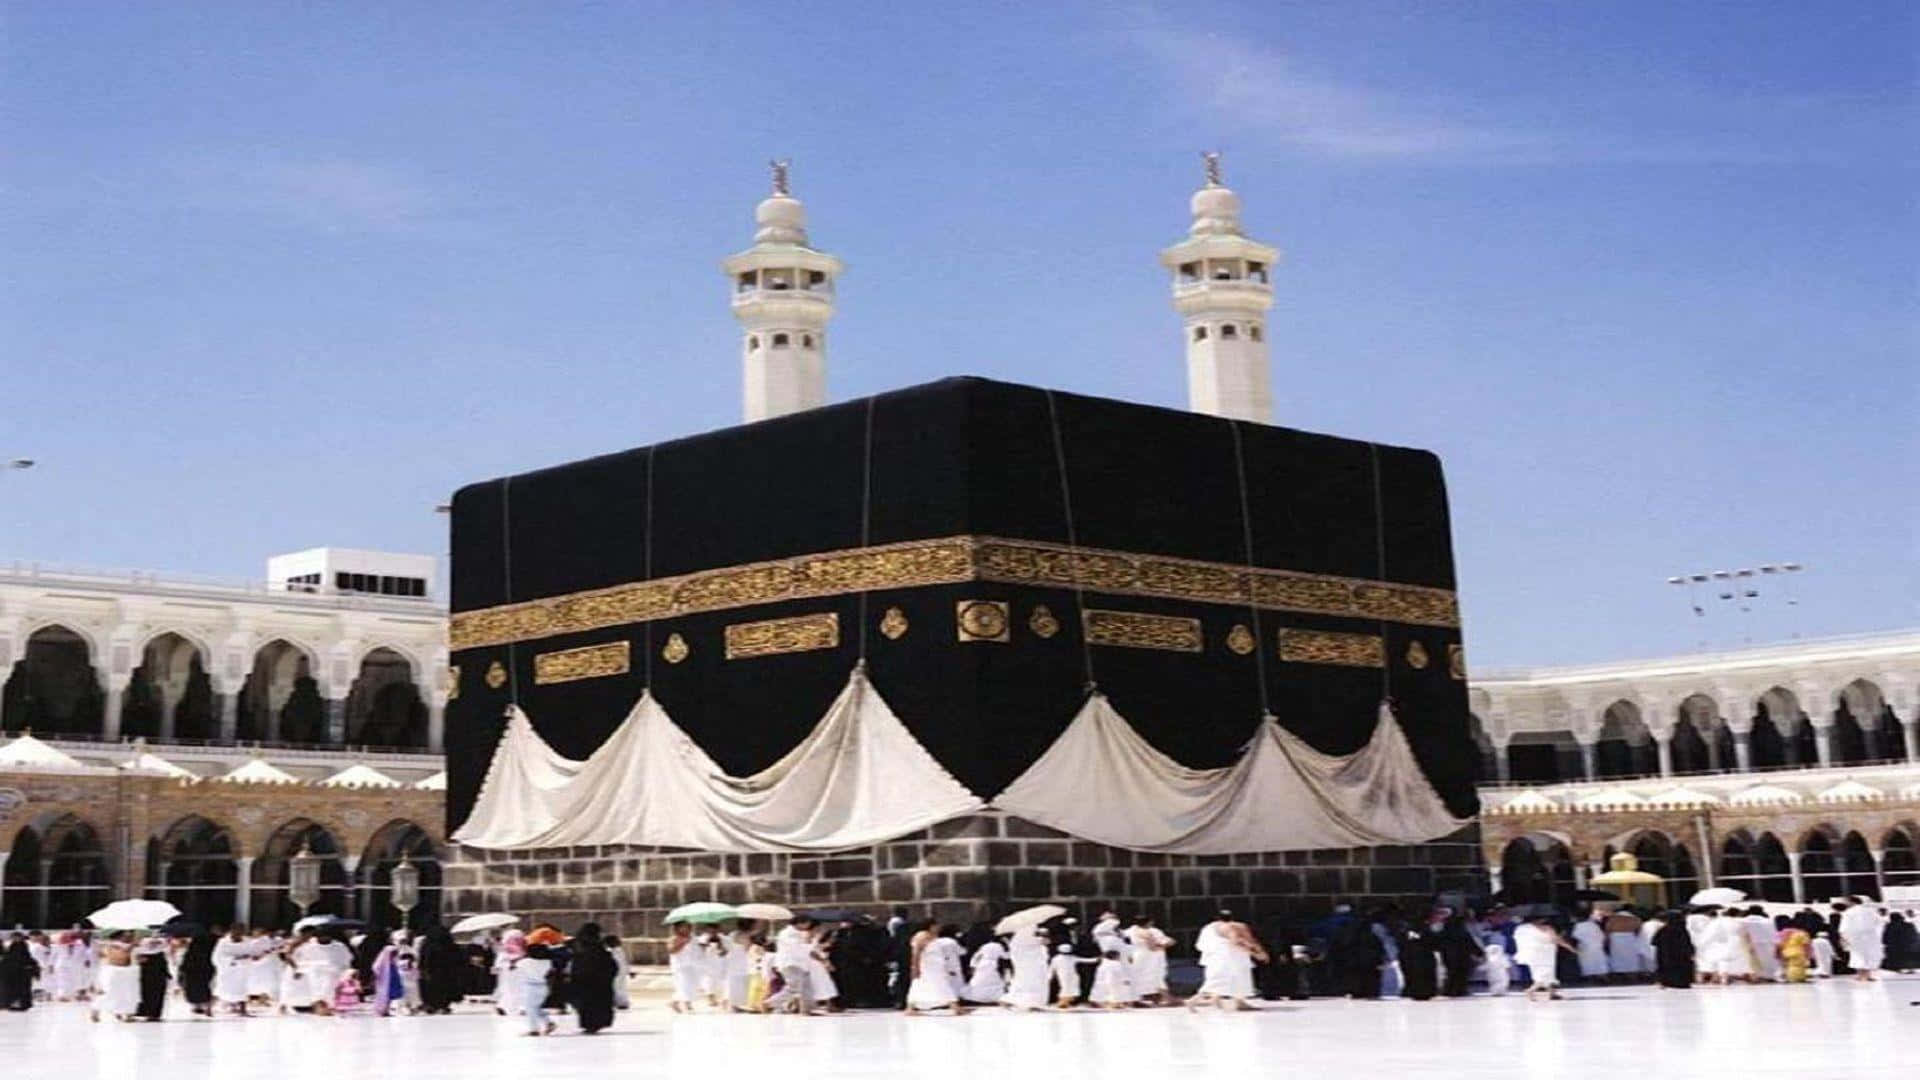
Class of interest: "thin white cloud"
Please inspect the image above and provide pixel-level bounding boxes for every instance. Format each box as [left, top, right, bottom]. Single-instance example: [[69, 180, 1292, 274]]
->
[[163, 152, 443, 229], [1130, 25, 1538, 161], [1124, 20, 1901, 167]]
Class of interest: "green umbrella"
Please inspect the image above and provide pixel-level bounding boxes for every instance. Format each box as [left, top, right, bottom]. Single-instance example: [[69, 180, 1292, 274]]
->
[[664, 901, 739, 925]]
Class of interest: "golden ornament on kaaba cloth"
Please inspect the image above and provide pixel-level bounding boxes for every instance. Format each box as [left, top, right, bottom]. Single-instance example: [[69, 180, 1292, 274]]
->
[[484, 660, 508, 689], [1448, 642, 1466, 680], [1406, 639, 1430, 670], [662, 632, 690, 664], [956, 600, 1010, 642], [1028, 604, 1060, 639], [447, 666, 460, 699], [879, 606, 909, 640], [1226, 624, 1256, 655]]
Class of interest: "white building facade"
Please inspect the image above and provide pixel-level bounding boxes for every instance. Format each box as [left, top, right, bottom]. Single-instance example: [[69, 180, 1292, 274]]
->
[[1469, 629, 1919, 783], [0, 557, 449, 752], [1468, 630, 1920, 907]]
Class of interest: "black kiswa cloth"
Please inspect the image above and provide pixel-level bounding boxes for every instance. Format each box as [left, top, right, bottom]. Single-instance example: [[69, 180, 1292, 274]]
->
[[446, 377, 1474, 832]]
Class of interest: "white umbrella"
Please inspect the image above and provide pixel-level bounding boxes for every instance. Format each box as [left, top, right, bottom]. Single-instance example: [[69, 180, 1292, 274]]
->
[[664, 901, 739, 925], [449, 912, 520, 935], [88, 898, 182, 929], [735, 903, 792, 922], [1688, 887, 1748, 908], [994, 904, 1066, 935], [293, 914, 362, 933]]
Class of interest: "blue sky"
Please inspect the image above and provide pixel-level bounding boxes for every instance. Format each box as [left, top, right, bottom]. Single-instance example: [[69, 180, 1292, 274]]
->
[[3, 2, 1913, 668]]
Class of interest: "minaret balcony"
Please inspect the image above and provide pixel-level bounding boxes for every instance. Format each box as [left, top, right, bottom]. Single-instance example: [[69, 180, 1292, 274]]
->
[[731, 287, 835, 315]]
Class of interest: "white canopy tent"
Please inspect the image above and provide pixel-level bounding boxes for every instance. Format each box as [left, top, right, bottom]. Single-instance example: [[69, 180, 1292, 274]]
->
[[455, 665, 1465, 857], [454, 665, 983, 852], [993, 696, 1466, 854]]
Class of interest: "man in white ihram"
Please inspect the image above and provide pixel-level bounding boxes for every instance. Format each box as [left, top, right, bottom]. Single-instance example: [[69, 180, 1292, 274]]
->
[[763, 916, 820, 1015], [1188, 910, 1264, 1011], [1836, 900, 1886, 983]]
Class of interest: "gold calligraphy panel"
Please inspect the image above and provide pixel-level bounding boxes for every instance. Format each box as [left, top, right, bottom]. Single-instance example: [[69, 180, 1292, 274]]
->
[[533, 641, 631, 685], [724, 612, 840, 660], [1082, 610, 1204, 653], [451, 534, 1459, 649], [1277, 628, 1385, 668]]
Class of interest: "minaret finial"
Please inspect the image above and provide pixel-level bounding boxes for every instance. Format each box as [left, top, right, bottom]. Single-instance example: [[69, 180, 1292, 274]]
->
[[769, 158, 791, 197], [1202, 150, 1223, 188]]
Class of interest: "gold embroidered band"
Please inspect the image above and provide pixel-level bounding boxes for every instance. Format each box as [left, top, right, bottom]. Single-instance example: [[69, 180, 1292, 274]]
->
[[1082, 610, 1204, 653], [724, 612, 840, 660], [533, 641, 631, 685], [451, 535, 1458, 649], [1277, 628, 1385, 668]]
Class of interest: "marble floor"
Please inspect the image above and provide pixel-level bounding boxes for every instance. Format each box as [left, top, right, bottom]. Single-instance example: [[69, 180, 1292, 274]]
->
[[8, 978, 1915, 1080]]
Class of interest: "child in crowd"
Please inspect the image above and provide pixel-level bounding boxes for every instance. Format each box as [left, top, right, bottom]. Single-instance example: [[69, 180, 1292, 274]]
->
[[1088, 950, 1131, 1009], [1810, 933, 1836, 978], [1049, 945, 1092, 1009], [1481, 941, 1511, 996]]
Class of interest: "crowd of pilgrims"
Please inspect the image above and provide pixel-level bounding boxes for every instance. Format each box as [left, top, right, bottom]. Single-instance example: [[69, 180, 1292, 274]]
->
[[1, 898, 1912, 1029], [0, 923, 557, 1025]]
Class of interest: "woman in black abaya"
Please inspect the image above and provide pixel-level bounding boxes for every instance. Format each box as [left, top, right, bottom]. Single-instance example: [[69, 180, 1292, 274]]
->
[[0, 936, 37, 1010], [135, 936, 171, 1020], [417, 927, 467, 1014], [1399, 926, 1438, 1001], [568, 923, 617, 1034], [1650, 911, 1695, 989], [178, 932, 216, 1015]]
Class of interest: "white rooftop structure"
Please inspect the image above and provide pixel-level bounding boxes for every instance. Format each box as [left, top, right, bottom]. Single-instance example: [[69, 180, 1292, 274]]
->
[[0, 733, 90, 772], [318, 762, 403, 789], [218, 756, 301, 785], [267, 547, 436, 600]]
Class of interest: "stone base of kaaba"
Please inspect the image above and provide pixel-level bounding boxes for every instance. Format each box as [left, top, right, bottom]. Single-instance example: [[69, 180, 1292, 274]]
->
[[442, 813, 1486, 963]]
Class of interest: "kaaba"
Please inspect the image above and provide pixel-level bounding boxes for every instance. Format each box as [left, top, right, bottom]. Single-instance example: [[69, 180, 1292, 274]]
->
[[441, 376, 1484, 952]]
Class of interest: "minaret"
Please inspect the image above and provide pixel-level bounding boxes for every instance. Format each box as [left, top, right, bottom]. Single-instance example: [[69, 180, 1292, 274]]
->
[[1158, 152, 1278, 424], [723, 159, 843, 422]]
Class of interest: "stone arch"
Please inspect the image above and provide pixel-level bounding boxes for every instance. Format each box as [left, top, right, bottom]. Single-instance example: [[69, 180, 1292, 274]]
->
[[1720, 829, 1792, 903], [1671, 693, 1732, 773], [1506, 730, 1583, 783], [1467, 713, 1498, 781], [1, 623, 104, 735], [1595, 699, 1658, 779], [147, 814, 239, 927], [355, 641, 425, 676], [0, 823, 42, 926], [122, 631, 215, 741], [252, 818, 349, 929], [1882, 822, 1918, 888], [36, 813, 112, 927], [1499, 833, 1577, 907], [346, 646, 425, 748], [1839, 830, 1878, 899], [1835, 678, 1892, 763], [358, 819, 444, 933], [1753, 686, 1815, 769], [1797, 822, 1843, 899], [238, 638, 325, 744]]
